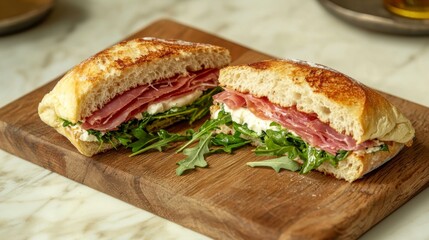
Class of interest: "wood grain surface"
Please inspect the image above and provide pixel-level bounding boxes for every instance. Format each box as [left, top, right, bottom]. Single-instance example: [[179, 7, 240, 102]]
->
[[1, 19, 428, 240]]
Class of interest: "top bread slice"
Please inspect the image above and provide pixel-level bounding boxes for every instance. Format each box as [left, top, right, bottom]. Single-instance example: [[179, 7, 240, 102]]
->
[[38, 38, 231, 129], [218, 59, 414, 145]]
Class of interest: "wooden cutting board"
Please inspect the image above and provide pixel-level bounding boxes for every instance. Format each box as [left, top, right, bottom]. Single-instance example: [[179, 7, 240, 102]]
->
[[1, 19, 428, 240]]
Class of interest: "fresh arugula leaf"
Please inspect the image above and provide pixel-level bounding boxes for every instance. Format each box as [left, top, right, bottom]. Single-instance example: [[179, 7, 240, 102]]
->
[[189, 87, 222, 124], [61, 119, 77, 127], [247, 156, 300, 173], [84, 87, 220, 148], [301, 146, 325, 174], [176, 133, 212, 175], [127, 128, 158, 151], [255, 129, 301, 159], [233, 122, 260, 138], [190, 107, 210, 124], [145, 115, 186, 132], [269, 122, 282, 128], [158, 129, 190, 142], [129, 129, 188, 157], [379, 144, 389, 152], [151, 107, 196, 120], [211, 133, 248, 146], [193, 87, 222, 106], [129, 138, 167, 156], [176, 110, 231, 153], [335, 150, 349, 161], [87, 129, 104, 142], [210, 133, 251, 154], [265, 129, 291, 146], [132, 128, 152, 140], [242, 123, 351, 174], [128, 138, 154, 152], [209, 141, 250, 154], [116, 135, 133, 146], [255, 138, 298, 158]]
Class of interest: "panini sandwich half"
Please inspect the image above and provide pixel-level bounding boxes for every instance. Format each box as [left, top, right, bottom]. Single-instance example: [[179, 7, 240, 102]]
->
[[211, 59, 414, 182], [39, 38, 231, 156]]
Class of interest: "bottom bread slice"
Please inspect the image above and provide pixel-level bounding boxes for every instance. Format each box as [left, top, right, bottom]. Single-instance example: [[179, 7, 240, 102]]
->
[[316, 142, 403, 182], [56, 126, 116, 157]]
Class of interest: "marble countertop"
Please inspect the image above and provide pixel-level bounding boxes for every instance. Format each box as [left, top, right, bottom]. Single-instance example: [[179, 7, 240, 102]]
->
[[1, 0, 428, 239]]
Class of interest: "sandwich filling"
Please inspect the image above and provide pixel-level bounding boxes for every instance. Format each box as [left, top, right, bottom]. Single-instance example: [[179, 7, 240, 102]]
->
[[213, 89, 380, 155], [62, 68, 221, 144], [82, 68, 219, 131], [69, 90, 205, 142], [211, 89, 389, 173]]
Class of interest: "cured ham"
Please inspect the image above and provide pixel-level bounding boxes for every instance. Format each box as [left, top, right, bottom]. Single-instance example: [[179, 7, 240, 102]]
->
[[82, 69, 219, 131], [213, 90, 374, 154]]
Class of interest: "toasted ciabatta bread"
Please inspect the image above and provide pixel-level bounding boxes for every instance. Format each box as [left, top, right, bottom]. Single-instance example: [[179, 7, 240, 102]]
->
[[38, 38, 231, 156], [219, 59, 414, 145], [212, 59, 414, 182]]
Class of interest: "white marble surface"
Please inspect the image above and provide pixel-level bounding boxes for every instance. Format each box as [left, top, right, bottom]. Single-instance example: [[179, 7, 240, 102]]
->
[[1, 0, 428, 239]]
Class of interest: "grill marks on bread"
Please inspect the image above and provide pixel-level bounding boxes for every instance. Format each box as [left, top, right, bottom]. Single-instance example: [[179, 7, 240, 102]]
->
[[249, 60, 366, 107], [77, 38, 227, 82], [304, 69, 366, 106]]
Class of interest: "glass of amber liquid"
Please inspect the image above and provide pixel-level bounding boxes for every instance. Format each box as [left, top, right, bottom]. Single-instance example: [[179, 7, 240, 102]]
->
[[384, 0, 429, 19]]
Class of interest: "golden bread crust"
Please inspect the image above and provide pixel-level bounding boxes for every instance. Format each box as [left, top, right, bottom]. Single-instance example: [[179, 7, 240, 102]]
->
[[38, 38, 231, 127], [218, 59, 414, 144], [248, 60, 366, 106]]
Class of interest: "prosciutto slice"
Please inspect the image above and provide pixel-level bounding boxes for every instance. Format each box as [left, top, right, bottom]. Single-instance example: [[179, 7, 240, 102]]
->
[[82, 69, 219, 131], [213, 90, 374, 154]]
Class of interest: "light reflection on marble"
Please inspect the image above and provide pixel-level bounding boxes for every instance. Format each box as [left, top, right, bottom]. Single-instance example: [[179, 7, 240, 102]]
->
[[0, 0, 428, 239]]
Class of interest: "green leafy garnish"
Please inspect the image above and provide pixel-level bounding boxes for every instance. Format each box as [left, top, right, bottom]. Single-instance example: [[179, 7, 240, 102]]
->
[[210, 133, 251, 154], [129, 127, 159, 150], [247, 156, 300, 173], [250, 124, 349, 173], [78, 87, 221, 154], [176, 133, 213, 175], [255, 128, 301, 158], [189, 87, 222, 124], [176, 110, 232, 153], [301, 145, 328, 174], [174, 110, 252, 174], [233, 122, 260, 138], [130, 130, 189, 157], [335, 150, 350, 161], [61, 119, 77, 127], [379, 144, 389, 152]]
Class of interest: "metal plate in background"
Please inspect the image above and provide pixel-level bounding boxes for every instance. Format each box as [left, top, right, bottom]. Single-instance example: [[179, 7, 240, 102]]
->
[[318, 0, 429, 35], [0, 0, 54, 36]]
